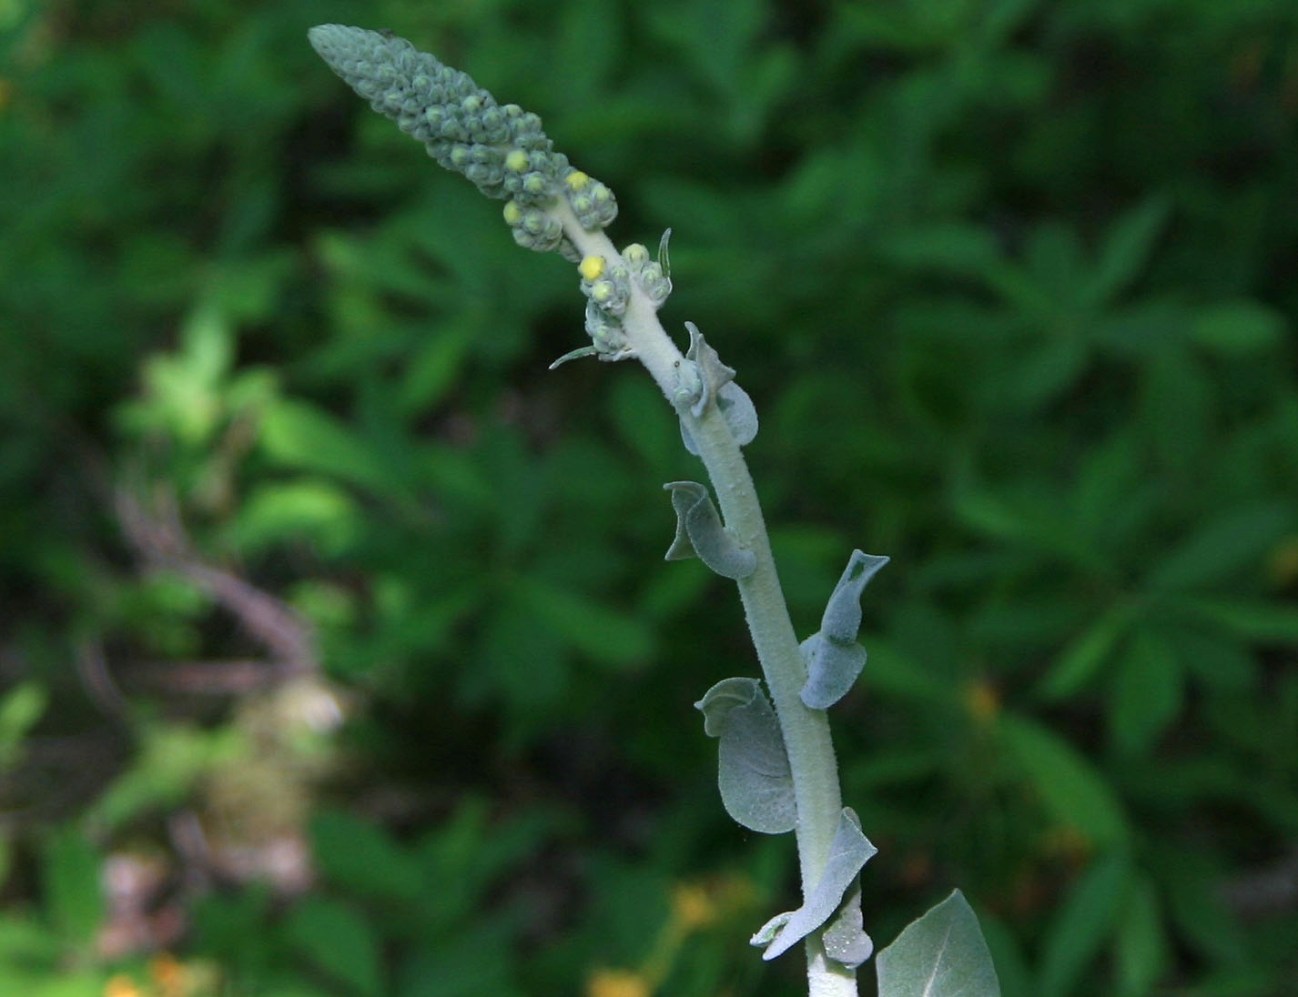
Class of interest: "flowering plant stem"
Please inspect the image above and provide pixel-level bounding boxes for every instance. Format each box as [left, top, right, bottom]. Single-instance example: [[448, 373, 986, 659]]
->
[[306, 26, 917, 994], [559, 213, 856, 995]]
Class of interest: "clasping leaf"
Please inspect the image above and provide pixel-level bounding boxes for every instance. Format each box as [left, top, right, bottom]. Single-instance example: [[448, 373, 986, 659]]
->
[[676, 322, 759, 452], [664, 481, 756, 580], [751, 807, 877, 961], [695, 677, 796, 834], [823, 881, 874, 968], [800, 551, 889, 709]]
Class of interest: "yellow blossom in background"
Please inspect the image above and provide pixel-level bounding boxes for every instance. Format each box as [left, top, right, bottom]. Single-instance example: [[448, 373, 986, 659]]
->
[[965, 680, 1000, 723], [671, 881, 717, 931], [103, 975, 144, 997], [1269, 536, 1298, 586], [586, 968, 653, 997], [713, 871, 759, 913], [150, 952, 185, 997]]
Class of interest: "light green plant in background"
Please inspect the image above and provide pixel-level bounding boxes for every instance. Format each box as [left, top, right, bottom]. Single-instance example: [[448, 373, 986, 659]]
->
[[308, 25, 999, 997]]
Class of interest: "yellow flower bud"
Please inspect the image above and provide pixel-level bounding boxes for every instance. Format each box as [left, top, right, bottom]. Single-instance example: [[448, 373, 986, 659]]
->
[[505, 149, 530, 172], [579, 255, 606, 281], [503, 201, 523, 225], [566, 170, 590, 191]]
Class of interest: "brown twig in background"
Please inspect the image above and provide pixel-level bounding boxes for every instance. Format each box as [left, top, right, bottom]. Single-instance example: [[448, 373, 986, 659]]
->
[[76, 639, 130, 721], [113, 481, 318, 688]]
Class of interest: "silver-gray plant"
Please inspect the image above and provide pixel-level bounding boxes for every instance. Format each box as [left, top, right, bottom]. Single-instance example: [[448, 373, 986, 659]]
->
[[309, 25, 1000, 997]]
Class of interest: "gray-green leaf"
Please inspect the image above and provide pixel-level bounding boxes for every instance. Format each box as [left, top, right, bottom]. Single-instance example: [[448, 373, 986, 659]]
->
[[695, 677, 796, 833], [823, 881, 874, 968], [716, 381, 758, 445], [751, 807, 877, 960], [821, 551, 889, 642], [800, 634, 867, 711], [663, 481, 756, 579], [800, 551, 888, 709], [682, 321, 736, 415], [676, 321, 758, 452], [876, 890, 1001, 997], [680, 381, 759, 455]]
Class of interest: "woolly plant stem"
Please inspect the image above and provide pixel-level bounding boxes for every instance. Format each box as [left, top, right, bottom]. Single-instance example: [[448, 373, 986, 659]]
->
[[306, 25, 862, 991], [558, 207, 857, 996]]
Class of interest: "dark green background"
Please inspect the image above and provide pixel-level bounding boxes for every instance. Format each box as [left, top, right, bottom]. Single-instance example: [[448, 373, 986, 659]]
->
[[2, 0, 1297, 994]]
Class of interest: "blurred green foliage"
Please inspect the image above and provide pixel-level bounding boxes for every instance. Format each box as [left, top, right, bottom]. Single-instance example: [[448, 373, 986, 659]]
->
[[2, 0, 1298, 994]]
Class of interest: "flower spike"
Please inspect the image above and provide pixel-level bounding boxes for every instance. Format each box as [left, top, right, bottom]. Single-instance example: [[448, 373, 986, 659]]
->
[[308, 25, 617, 249]]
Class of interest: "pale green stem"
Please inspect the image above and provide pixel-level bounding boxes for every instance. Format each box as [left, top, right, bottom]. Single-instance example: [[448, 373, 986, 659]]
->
[[555, 202, 858, 997]]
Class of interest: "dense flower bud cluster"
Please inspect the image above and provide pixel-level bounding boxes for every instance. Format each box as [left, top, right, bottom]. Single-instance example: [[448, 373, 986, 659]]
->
[[619, 242, 672, 307], [580, 255, 631, 317], [501, 200, 563, 253], [309, 25, 617, 248], [563, 171, 618, 231], [572, 255, 630, 360]]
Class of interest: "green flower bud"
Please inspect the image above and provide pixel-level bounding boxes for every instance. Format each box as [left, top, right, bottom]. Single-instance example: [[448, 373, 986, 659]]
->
[[508, 205, 563, 253], [557, 238, 583, 264], [622, 243, 650, 268], [566, 179, 618, 230], [477, 107, 508, 143], [637, 261, 672, 307], [615, 242, 670, 307], [584, 300, 629, 358]]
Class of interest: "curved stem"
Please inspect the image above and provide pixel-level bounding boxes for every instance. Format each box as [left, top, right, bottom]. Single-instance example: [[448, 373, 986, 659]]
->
[[557, 207, 857, 996]]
